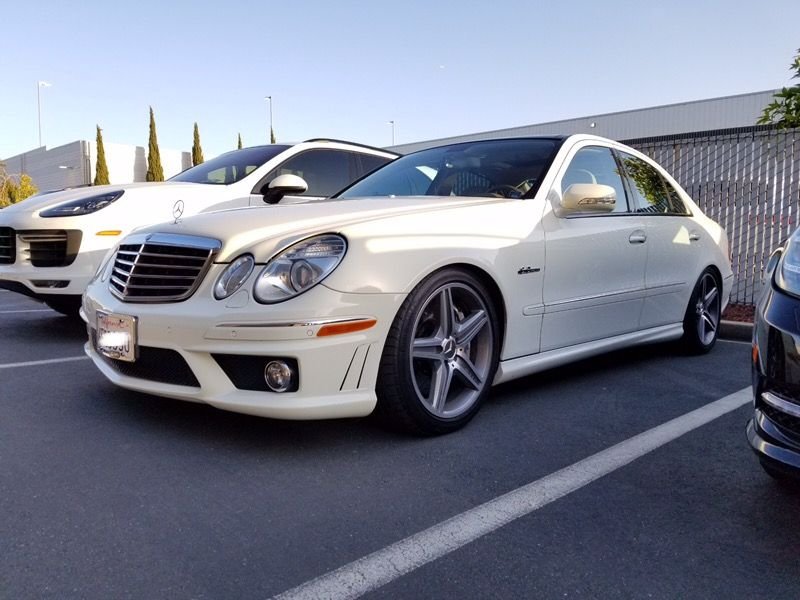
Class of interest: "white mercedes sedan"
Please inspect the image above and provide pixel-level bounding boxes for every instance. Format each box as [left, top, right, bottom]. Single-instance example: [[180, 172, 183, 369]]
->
[[0, 140, 396, 315], [82, 135, 732, 434]]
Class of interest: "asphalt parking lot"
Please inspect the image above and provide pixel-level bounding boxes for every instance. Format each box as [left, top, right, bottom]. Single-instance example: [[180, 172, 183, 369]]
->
[[1, 290, 798, 599]]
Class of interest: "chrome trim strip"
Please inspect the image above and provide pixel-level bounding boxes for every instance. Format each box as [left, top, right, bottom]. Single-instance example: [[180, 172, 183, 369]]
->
[[762, 391, 800, 419], [547, 287, 645, 308], [216, 316, 374, 329], [122, 232, 222, 251]]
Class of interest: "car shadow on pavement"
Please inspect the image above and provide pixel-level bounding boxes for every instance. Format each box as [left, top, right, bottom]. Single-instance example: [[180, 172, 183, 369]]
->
[[0, 311, 87, 342], [492, 341, 688, 400], [100, 384, 410, 451]]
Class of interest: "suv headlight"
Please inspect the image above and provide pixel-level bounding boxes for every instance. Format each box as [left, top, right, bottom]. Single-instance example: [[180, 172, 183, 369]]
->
[[214, 254, 255, 300], [40, 190, 124, 217], [253, 234, 347, 304], [775, 232, 800, 295]]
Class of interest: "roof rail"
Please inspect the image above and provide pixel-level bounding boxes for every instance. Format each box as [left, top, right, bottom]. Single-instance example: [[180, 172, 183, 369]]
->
[[302, 138, 401, 156]]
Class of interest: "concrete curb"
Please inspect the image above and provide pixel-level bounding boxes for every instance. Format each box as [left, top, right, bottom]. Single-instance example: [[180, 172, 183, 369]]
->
[[719, 320, 753, 342]]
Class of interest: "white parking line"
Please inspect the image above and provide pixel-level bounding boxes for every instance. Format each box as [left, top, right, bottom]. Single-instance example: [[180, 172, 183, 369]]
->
[[0, 356, 89, 370], [273, 387, 751, 600], [0, 309, 53, 314]]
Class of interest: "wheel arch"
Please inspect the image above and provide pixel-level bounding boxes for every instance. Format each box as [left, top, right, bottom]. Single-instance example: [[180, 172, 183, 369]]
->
[[412, 262, 508, 354]]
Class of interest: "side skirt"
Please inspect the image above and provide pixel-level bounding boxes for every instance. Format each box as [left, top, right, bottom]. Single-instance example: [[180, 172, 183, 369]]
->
[[494, 323, 683, 385]]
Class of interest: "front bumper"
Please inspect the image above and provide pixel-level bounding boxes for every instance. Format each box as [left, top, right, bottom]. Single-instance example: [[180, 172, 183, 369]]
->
[[0, 215, 118, 297], [83, 267, 406, 420], [749, 281, 800, 477]]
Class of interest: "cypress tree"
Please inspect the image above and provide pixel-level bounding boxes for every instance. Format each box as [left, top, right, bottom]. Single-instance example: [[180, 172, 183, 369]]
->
[[94, 125, 110, 185], [192, 122, 204, 166], [237, 133, 243, 149], [270, 128, 276, 144], [145, 106, 164, 182]]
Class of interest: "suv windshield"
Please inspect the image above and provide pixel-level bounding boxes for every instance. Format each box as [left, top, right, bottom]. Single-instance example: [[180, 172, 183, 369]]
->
[[337, 139, 560, 199], [169, 145, 292, 185]]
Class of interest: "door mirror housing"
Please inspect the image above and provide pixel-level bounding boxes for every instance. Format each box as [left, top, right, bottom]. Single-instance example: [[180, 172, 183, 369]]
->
[[262, 174, 308, 204], [559, 183, 616, 215]]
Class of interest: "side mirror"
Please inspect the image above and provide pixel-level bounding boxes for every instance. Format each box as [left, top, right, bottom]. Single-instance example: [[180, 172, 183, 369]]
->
[[559, 183, 616, 215], [262, 174, 308, 204]]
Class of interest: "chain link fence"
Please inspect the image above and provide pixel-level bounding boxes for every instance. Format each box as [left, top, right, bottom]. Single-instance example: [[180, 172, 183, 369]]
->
[[625, 125, 800, 305]]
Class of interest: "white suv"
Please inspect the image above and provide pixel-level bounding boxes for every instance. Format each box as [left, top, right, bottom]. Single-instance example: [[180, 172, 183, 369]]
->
[[0, 139, 397, 315]]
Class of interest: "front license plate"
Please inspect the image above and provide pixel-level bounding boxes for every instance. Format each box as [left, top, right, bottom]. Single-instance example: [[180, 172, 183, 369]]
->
[[96, 311, 137, 362]]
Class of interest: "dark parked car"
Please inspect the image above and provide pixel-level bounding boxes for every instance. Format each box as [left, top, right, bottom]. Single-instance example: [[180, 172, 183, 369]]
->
[[748, 228, 800, 483]]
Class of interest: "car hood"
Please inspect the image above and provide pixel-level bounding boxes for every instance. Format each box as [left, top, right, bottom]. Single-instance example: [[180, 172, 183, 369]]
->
[[0, 182, 213, 215], [135, 196, 502, 262]]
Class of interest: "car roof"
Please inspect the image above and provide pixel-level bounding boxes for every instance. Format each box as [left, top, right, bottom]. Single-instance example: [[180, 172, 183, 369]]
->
[[241, 139, 399, 158]]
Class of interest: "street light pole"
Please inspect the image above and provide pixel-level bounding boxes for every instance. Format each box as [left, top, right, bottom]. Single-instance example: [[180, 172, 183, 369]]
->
[[387, 120, 395, 145], [265, 96, 274, 143], [37, 81, 52, 147]]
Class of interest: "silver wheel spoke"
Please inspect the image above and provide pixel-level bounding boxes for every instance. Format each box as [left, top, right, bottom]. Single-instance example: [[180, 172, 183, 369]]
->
[[703, 286, 719, 309], [455, 309, 488, 347], [439, 288, 455, 338], [413, 336, 444, 362], [702, 313, 717, 332], [430, 362, 453, 411], [453, 355, 483, 391]]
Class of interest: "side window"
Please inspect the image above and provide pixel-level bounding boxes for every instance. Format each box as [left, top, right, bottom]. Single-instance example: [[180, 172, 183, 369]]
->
[[264, 150, 355, 197], [618, 152, 687, 215], [560, 146, 628, 213], [662, 178, 690, 215], [357, 153, 393, 178]]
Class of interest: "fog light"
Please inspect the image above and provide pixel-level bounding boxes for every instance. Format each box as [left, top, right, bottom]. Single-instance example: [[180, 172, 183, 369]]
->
[[264, 360, 295, 392]]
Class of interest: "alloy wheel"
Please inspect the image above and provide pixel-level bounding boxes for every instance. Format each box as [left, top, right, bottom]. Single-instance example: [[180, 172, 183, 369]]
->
[[409, 282, 494, 418]]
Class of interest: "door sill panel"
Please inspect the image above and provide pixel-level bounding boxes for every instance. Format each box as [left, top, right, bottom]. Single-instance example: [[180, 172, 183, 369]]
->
[[494, 323, 683, 385]]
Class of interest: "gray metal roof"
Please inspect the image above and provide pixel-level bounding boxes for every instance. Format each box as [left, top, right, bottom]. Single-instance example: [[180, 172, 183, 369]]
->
[[389, 90, 779, 154]]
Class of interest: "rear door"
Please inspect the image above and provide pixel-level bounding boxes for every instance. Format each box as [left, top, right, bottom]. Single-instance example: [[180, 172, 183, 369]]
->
[[616, 151, 701, 328], [540, 144, 648, 351]]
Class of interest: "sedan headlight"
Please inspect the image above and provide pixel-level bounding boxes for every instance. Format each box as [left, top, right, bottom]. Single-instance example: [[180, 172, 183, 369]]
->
[[214, 254, 255, 300], [40, 190, 124, 218], [253, 234, 347, 304], [776, 231, 800, 296]]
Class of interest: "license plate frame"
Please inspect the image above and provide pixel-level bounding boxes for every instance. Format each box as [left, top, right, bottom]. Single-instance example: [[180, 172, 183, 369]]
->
[[96, 311, 138, 363]]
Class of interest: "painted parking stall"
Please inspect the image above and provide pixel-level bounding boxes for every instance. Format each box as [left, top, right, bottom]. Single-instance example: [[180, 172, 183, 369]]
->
[[2, 301, 794, 598]]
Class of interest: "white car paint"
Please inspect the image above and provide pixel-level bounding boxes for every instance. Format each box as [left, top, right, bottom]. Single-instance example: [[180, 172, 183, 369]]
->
[[82, 134, 733, 423], [0, 140, 396, 303]]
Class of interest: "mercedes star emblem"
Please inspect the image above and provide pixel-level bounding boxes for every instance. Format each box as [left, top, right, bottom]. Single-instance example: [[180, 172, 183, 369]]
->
[[172, 199, 185, 223]]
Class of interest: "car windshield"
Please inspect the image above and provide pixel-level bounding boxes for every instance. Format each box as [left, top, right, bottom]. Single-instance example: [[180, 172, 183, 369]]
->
[[337, 138, 560, 199], [169, 145, 292, 185]]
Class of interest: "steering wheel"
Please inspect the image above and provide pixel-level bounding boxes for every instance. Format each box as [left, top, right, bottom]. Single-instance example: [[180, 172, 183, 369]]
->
[[486, 185, 523, 199]]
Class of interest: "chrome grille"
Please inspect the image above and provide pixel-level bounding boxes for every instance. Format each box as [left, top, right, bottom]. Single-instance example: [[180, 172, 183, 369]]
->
[[0, 227, 14, 264], [109, 233, 221, 303]]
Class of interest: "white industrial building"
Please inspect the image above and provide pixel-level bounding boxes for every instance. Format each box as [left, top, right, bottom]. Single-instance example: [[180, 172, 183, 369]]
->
[[390, 90, 778, 153], [2, 141, 191, 192]]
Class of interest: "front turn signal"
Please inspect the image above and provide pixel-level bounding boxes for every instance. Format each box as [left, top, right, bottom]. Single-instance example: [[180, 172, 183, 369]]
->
[[317, 318, 377, 337]]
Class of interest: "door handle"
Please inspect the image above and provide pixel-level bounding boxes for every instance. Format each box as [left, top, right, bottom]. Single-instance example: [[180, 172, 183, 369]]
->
[[629, 232, 647, 244], [689, 232, 701, 242]]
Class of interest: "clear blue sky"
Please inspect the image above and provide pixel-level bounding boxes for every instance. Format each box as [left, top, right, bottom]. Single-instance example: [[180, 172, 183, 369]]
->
[[2, 0, 799, 160]]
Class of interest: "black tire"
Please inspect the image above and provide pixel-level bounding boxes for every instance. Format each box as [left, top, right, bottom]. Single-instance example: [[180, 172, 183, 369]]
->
[[375, 268, 501, 435], [44, 295, 83, 318], [680, 268, 721, 354]]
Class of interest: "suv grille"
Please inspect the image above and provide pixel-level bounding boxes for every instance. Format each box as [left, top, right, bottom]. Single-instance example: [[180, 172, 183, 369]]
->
[[109, 233, 221, 302], [0, 227, 14, 264], [19, 230, 72, 267]]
